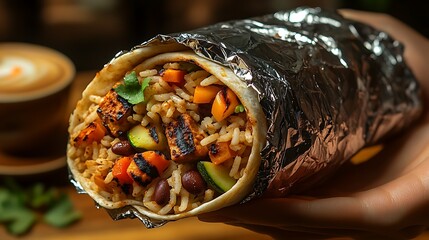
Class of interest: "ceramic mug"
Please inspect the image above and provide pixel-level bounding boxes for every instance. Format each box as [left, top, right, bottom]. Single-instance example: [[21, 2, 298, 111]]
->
[[0, 43, 75, 156]]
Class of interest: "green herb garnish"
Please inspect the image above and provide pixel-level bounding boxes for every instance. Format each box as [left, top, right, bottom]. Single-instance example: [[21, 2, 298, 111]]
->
[[115, 71, 151, 104], [234, 104, 245, 113], [0, 178, 81, 236]]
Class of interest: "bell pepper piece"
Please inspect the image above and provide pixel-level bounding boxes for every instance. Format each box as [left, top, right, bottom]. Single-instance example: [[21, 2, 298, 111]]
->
[[193, 85, 221, 104], [211, 88, 239, 122], [112, 157, 133, 185], [161, 69, 186, 85]]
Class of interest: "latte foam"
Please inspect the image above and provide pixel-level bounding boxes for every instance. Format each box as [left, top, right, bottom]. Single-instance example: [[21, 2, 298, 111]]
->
[[0, 43, 74, 102]]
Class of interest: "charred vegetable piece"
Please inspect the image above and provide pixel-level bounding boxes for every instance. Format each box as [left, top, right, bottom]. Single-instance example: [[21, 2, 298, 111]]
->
[[211, 88, 240, 122], [141, 151, 170, 174], [112, 157, 133, 185], [126, 152, 170, 187], [97, 89, 133, 137], [208, 142, 236, 165], [193, 85, 221, 104], [127, 125, 166, 151], [161, 69, 186, 85], [73, 119, 106, 146], [197, 161, 236, 194], [165, 113, 208, 163], [127, 159, 153, 186]]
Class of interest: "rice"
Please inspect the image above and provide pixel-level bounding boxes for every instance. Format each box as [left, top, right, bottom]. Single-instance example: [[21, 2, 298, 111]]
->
[[104, 172, 114, 184], [166, 105, 175, 118], [174, 87, 192, 101], [188, 111, 200, 122], [139, 116, 148, 127], [230, 127, 241, 146], [158, 78, 173, 91], [143, 184, 155, 203], [185, 102, 198, 111], [200, 75, 221, 86], [200, 133, 219, 146], [203, 189, 215, 203], [144, 201, 162, 213], [150, 103, 162, 113], [146, 111, 160, 123], [89, 95, 102, 104], [170, 169, 182, 195], [139, 69, 158, 78], [153, 93, 175, 102], [229, 156, 242, 178], [178, 188, 190, 212], [163, 62, 181, 69], [184, 70, 210, 82], [217, 131, 233, 143]]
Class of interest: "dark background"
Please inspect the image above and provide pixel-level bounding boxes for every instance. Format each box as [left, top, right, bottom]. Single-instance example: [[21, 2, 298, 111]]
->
[[1, 0, 428, 72]]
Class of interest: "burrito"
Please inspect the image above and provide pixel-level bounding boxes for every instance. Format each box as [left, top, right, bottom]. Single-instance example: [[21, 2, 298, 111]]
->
[[68, 50, 266, 222], [67, 7, 421, 226]]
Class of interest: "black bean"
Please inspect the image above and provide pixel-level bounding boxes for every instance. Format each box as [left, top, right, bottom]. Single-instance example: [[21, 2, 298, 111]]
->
[[182, 169, 206, 195], [112, 140, 135, 156], [153, 179, 170, 205]]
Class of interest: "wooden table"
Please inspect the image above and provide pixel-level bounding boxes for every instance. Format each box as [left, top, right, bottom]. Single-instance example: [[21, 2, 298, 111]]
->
[[0, 186, 271, 240]]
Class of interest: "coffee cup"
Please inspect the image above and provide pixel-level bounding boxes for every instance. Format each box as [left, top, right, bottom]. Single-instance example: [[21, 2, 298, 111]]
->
[[0, 43, 75, 156]]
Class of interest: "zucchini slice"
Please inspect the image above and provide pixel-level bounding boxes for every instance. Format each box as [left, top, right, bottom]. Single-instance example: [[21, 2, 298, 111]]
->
[[127, 125, 166, 151], [197, 161, 237, 194]]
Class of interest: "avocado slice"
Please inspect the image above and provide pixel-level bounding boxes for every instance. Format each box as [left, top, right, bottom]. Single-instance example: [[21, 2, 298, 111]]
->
[[197, 161, 237, 194]]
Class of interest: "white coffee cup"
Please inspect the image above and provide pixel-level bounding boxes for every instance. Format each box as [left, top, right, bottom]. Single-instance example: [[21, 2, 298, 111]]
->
[[0, 43, 75, 155]]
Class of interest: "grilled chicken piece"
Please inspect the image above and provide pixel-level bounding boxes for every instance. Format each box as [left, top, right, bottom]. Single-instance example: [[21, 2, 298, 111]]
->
[[97, 89, 132, 137], [165, 113, 208, 163]]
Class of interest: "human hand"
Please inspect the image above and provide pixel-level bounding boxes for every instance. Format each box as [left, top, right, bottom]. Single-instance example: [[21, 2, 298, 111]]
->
[[199, 10, 429, 240]]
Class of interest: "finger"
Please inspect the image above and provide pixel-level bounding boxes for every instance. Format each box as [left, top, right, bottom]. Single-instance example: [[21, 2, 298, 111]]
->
[[201, 206, 416, 240], [226, 223, 337, 240], [201, 174, 429, 232], [199, 196, 366, 229], [227, 223, 411, 240]]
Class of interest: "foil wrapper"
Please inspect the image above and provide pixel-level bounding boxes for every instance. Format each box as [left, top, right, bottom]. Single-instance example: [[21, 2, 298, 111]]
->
[[70, 7, 421, 226]]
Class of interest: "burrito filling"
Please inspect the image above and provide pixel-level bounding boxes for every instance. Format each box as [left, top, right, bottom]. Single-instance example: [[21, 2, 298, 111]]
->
[[68, 61, 253, 215]]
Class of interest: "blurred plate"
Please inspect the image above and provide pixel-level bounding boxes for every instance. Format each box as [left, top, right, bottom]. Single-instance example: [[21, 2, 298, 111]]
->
[[0, 151, 66, 175]]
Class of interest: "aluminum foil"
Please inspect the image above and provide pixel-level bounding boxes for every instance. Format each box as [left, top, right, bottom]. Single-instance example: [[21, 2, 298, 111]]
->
[[70, 7, 421, 227]]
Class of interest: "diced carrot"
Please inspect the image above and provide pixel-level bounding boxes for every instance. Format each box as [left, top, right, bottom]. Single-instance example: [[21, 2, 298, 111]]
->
[[193, 85, 221, 103], [126, 160, 152, 185], [142, 151, 170, 174], [74, 119, 106, 146], [211, 88, 239, 122], [161, 69, 186, 85], [209, 142, 236, 165], [112, 157, 133, 185]]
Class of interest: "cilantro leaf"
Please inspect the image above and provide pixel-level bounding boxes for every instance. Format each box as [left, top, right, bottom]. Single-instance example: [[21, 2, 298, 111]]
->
[[115, 71, 151, 105], [0, 178, 82, 236], [43, 194, 82, 228]]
